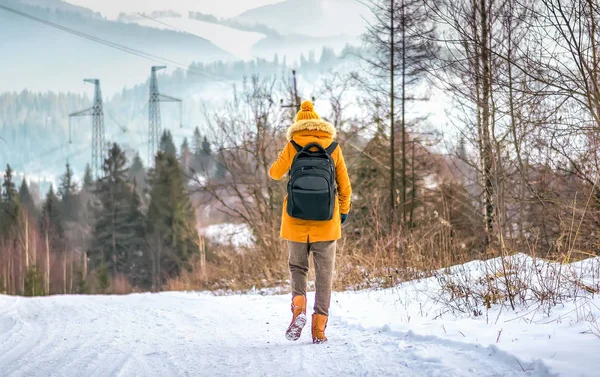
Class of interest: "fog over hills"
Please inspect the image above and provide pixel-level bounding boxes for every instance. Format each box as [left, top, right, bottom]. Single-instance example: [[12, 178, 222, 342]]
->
[[233, 0, 369, 37], [0, 0, 232, 94], [62, 0, 285, 20]]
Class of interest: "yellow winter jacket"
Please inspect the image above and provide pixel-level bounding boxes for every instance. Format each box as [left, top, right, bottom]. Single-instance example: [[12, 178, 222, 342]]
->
[[269, 119, 352, 243]]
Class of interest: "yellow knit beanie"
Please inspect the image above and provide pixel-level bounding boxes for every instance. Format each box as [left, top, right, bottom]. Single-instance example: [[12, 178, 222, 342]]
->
[[295, 100, 320, 121]]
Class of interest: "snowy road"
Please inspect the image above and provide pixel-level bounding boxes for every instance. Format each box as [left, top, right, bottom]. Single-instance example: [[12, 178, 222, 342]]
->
[[0, 292, 552, 377]]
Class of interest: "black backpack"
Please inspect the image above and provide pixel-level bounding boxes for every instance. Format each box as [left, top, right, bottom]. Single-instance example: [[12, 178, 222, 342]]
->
[[287, 140, 338, 221]]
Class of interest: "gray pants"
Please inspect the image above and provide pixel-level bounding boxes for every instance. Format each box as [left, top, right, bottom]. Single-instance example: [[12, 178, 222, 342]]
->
[[288, 240, 336, 316]]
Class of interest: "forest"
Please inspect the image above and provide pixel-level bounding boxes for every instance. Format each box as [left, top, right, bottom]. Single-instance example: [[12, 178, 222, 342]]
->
[[1, 0, 600, 301]]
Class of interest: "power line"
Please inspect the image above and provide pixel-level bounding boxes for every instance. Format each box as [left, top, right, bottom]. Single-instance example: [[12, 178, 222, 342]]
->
[[0, 4, 235, 83], [134, 12, 239, 84], [0, 5, 179, 65], [106, 110, 128, 134], [136, 13, 209, 43]]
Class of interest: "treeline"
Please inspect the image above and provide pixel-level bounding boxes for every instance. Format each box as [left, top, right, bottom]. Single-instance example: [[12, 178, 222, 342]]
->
[[0, 128, 217, 295]]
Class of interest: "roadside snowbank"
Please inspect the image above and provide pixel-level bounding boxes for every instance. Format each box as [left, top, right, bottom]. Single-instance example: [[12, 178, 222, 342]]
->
[[332, 254, 600, 377]]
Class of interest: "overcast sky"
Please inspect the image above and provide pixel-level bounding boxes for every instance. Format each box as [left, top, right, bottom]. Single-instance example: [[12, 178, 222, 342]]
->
[[64, 0, 285, 19]]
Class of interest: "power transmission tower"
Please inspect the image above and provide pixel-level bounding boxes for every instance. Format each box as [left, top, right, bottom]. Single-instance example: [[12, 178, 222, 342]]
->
[[148, 66, 182, 166], [281, 70, 314, 119], [69, 79, 105, 179], [281, 70, 300, 111]]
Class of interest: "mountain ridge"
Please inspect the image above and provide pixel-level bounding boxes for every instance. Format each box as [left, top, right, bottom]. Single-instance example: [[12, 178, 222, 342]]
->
[[0, 0, 232, 94]]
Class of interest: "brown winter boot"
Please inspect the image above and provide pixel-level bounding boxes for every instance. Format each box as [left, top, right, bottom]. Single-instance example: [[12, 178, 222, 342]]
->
[[312, 314, 328, 344], [285, 295, 307, 341]]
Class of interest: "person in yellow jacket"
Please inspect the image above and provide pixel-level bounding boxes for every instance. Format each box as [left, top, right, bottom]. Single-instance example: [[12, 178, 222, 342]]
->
[[269, 100, 352, 344]]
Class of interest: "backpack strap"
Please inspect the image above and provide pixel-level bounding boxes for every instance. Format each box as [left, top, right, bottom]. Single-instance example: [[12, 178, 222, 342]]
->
[[290, 140, 302, 152], [290, 140, 338, 155], [326, 142, 339, 155]]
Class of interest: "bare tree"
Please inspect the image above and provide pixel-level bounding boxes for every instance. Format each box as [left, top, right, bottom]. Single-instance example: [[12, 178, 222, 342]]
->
[[361, 0, 437, 228], [190, 76, 289, 279]]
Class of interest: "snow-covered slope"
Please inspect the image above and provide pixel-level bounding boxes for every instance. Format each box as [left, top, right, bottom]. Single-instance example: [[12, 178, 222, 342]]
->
[[63, 0, 285, 20], [233, 0, 370, 37], [0, 0, 232, 94], [131, 17, 265, 60]]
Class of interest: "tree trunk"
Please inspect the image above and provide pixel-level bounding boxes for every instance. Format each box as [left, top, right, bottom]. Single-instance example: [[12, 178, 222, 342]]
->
[[69, 249, 74, 294], [45, 231, 50, 295], [199, 234, 206, 280], [18, 244, 23, 295], [410, 140, 416, 226], [8, 246, 13, 295], [3, 263, 7, 294], [63, 250, 67, 294], [157, 236, 162, 292], [83, 251, 88, 281], [22, 216, 29, 294], [480, 0, 495, 242], [390, 0, 396, 226], [32, 226, 37, 271], [401, 0, 407, 226]]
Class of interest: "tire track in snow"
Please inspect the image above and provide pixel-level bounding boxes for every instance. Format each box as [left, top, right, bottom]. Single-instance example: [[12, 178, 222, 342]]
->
[[0, 296, 22, 341], [0, 293, 555, 377], [5, 297, 98, 377], [0, 298, 46, 375]]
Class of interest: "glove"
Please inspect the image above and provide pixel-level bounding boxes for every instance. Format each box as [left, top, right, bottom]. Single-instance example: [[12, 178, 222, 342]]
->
[[341, 213, 348, 224]]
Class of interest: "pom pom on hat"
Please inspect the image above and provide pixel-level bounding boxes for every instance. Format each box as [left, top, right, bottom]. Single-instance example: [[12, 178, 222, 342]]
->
[[301, 100, 314, 112], [295, 100, 320, 121]]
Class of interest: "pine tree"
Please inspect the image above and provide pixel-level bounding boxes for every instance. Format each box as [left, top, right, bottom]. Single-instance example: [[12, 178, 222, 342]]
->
[[83, 164, 94, 191], [214, 151, 226, 180], [319, 47, 337, 69], [2, 165, 18, 203], [19, 179, 35, 216], [202, 136, 212, 156], [128, 153, 146, 196], [127, 180, 149, 287], [1, 165, 20, 235], [159, 130, 177, 156], [92, 143, 140, 275], [147, 152, 198, 283], [59, 163, 79, 222], [180, 137, 193, 177], [192, 127, 203, 155], [41, 186, 64, 252], [59, 163, 78, 196]]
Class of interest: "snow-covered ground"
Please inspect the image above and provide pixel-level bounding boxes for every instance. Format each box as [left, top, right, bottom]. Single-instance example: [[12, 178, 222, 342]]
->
[[1, 255, 598, 376], [63, 0, 284, 20], [131, 17, 265, 60], [201, 223, 255, 248], [0, 292, 552, 377]]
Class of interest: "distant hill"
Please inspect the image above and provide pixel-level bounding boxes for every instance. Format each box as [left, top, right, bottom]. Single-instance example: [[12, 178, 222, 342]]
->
[[17, 0, 100, 17], [0, 0, 232, 94], [232, 0, 368, 38]]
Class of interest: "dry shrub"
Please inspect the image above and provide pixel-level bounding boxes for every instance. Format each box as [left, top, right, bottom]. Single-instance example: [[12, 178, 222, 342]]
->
[[110, 274, 134, 295], [166, 240, 289, 293], [431, 245, 600, 319]]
